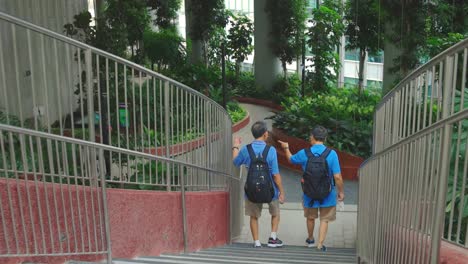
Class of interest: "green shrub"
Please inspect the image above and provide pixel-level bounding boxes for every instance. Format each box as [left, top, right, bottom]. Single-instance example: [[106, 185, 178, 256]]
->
[[271, 87, 380, 158], [227, 101, 247, 123]]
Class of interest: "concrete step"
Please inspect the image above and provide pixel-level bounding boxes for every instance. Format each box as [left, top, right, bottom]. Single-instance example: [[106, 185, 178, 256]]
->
[[114, 243, 357, 264]]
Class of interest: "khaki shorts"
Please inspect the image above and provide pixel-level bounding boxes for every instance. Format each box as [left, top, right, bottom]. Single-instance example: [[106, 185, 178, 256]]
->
[[245, 199, 280, 218], [304, 206, 336, 221]]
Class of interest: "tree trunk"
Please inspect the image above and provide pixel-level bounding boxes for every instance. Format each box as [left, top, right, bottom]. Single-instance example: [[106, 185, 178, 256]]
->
[[358, 48, 366, 93], [235, 61, 241, 80], [282, 61, 288, 80]]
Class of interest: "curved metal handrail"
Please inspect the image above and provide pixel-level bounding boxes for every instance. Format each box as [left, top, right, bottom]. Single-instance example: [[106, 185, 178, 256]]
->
[[0, 124, 237, 180], [0, 11, 228, 116], [378, 38, 468, 108]]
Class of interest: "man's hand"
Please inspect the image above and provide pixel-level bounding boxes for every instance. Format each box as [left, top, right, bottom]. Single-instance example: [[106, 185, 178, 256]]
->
[[277, 140, 289, 149], [233, 137, 242, 148], [279, 193, 285, 204], [338, 192, 345, 201]]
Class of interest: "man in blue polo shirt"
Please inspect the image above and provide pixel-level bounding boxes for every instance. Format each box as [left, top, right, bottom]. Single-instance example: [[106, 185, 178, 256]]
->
[[233, 121, 285, 248], [279, 125, 344, 251]]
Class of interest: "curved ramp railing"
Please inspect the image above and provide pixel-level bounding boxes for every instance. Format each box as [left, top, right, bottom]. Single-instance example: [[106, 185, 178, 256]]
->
[[358, 39, 468, 263], [0, 11, 233, 191], [0, 124, 237, 261], [0, 11, 240, 262]]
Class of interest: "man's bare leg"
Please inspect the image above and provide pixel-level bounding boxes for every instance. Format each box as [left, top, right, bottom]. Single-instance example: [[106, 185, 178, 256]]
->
[[250, 216, 259, 241], [317, 220, 329, 248], [307, 217, 315, 240], [271, 215, 280, 233]]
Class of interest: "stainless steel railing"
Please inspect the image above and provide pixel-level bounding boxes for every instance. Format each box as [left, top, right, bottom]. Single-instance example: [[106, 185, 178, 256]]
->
[[0, 11, 233, 191], [358, 39, 468, 263], [0, 11, 239, 261]]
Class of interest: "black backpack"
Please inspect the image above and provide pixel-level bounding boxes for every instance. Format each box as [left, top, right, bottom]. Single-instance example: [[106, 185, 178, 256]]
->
[[302, 147, 333, 205], [244, 144, 274, 203]]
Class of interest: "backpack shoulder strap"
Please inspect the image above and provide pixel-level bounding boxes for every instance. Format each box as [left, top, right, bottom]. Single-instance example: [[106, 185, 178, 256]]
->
[[261, 145, 271, 161], [246, 144, 256, 160], [305, 147, 313, 159], [320, 148, 332, 158]]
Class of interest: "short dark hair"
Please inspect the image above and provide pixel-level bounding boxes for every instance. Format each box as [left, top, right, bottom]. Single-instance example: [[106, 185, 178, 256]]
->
[[310, 125, 328, 141], [251, 121, 268, 139]]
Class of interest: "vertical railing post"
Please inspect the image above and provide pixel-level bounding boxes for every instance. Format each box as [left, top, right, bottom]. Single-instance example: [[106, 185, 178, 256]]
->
[[85, 49, 95, 143], [205, 102, 212, 191], [372, 158, 383, 263], [164, 81, 171, 191], [180, 164, 188, 253], [430, 55, 454, 264], [99, 149, 112, 263]]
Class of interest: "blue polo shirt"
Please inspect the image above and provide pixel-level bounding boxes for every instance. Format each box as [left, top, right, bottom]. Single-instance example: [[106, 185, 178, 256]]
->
[[233, 140, 280, 200], [290, 144, 341, 208]]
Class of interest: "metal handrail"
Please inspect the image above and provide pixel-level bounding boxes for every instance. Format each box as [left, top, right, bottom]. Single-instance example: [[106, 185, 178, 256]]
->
[[378, 38, 468, 108], [0, 124, 238, 180], [358, 38, 468, 264], [0, 10, 240, 261], [0, 11, 228, 115]]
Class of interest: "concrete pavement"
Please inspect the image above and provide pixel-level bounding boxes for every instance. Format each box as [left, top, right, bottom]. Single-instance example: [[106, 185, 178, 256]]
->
[[233, 103, 358, 248]]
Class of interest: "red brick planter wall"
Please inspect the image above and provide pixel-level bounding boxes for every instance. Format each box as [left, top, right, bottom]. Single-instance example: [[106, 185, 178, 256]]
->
[[234, 97, 284, 111], [270, 127, 364, 181], [0, 179, 229, 263], [232, 113, 250, 133]]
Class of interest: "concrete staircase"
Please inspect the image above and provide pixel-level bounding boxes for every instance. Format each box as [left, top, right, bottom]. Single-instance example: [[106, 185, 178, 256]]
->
[[113, 243, 357, 264]]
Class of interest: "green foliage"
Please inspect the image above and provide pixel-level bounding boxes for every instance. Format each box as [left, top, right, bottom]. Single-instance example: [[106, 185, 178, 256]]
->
[[424, 33, 467, 59], [271, 74, 302, 104], [382, 0, 467, 88], [227, 101, 247, 124], [146, 0, 182, 29], [227, 13, 254, 76], [64, 11, 128, 57], [265, 0, 307, 77], [307, 0, 345, 92], [124, 160, 180, 191], [189, 0, 227, 41], [206, 26, 228, 67], [345, 0, 382, 91], [271, 87, 381, 158], [143, 28, 184, 70]]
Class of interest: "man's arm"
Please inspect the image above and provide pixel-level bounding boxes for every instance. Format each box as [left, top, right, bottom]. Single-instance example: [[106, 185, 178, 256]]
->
[[277, 140, 292, 163], [232, 137, 241, 161], [334, 173, 345, 201], [273, 174, 285, 204]]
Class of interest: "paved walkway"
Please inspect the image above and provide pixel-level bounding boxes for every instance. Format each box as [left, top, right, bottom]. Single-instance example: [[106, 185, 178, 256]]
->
[[233, 103, 358, 248]]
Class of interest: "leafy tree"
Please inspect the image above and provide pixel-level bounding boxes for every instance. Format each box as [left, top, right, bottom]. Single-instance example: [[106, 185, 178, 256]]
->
[[382, 0, 467, 94], [64, 11, 128, 57], [105, 0, 151, 60], [306, 0, 345, 92], [227, 13, 254, 78], [345, 0, 382, 92], [265, 0, 307, 79], [186, 0, 228, 64], [143, 29, 183, 71], [146, 0, 182, 29], [206, 26, 227, 68]]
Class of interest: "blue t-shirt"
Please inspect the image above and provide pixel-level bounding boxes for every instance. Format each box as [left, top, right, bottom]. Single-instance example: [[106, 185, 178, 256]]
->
[[233, 140, 280, 200], [290, 144, 341, 208]]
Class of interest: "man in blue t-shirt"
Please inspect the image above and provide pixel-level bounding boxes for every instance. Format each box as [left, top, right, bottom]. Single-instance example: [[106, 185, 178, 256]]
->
[[233, 121, 285, 248], [279, 125, 344, 252]]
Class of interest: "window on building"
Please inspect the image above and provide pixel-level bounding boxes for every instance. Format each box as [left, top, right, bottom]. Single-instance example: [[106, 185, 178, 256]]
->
[[368, 50, 383, 63], [367, 80, 383, 90], [344, 36, 359, 61], [344, 77, 358, 88]]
